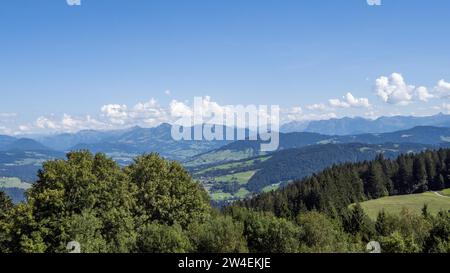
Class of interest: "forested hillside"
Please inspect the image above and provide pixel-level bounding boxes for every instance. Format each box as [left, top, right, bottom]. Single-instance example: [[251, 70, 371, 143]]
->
[[246, 143, 433, 192], [1, 150, 449, 253], [240, 149, 450, 218], [186, 126, 450, 168]]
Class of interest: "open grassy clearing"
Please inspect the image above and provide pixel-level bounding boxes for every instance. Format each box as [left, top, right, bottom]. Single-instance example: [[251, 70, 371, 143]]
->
[[356, 191, 450, 220]]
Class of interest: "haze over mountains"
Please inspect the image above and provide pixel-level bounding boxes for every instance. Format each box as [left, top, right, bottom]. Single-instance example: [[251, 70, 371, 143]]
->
[[187, 126, 450, 168], [2, 113, 450, 203], [2, 113, 449, 152], [281, 113, 450, 135]]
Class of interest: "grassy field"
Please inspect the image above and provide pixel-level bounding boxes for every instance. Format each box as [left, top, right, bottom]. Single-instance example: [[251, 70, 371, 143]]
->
[[185, 149, 257, 167], [214, 170, 257, 185], [195, 156, 270, 176], [440, 188, 450, 197], [262, 183, 281, 193], [210, 191, 233, 201], [357, 191, 450, 220]]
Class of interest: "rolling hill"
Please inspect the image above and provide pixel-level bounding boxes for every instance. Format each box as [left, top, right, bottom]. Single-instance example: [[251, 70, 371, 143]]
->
[[193, 142, 435, 201], [185, 126, 450, 168], [245, 142, 434, 192]]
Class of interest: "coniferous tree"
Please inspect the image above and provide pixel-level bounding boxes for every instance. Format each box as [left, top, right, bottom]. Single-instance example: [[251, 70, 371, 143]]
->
[[413, 157, 428, 193], [395, 157, 412, 194], [365, 162, 388, 199]]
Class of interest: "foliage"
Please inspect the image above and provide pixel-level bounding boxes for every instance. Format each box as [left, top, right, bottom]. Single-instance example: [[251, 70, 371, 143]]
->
[[187, 213, 248, 253], [1, 149, 450, 253], [136, 222, 192, 253]]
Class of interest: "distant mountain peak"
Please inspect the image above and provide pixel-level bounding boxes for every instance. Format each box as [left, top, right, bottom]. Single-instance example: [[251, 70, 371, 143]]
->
[[281, 113, 450, 135], [4, 138, 51, 151]]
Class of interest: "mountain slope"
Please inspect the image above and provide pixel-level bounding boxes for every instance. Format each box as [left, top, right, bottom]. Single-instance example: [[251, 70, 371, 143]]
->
[[0, 150, 65, 181], [338, 126, 450, 145], [0, 135, 17, 150], [193, 142, 435, 197], [2, 138, 51, 151], [36, 128, 130, 151], [71, 123, 232, 161], [281, 113, 450, 135], [184, 132, 332, 167], [187, 126, 450, 168], [246, 143, 433, 192]]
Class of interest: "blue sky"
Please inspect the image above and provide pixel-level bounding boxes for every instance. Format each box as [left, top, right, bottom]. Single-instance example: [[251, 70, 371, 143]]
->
[[1, 0, 450, 134]]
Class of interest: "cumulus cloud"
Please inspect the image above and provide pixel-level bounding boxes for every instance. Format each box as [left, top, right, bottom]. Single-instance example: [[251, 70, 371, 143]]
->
[[434, 80, 450, 99], [169, 100, 193, 118], [375, 73, 450, 105], [35, 114, 107, 133], [375, 73, 416, 105], [62, 114, 106, 131], [169, 96, 230, 120], [130, 98, 168, 126], [101, 104, 128, 125], [416, 86, 434, 102], [36, 116, 60, 130], [329, 92, 371, 108]]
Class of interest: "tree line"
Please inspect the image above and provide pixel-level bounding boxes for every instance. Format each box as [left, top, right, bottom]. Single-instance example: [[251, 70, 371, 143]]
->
[[0, 150, 449, 253], [239, 149, 450, 218]]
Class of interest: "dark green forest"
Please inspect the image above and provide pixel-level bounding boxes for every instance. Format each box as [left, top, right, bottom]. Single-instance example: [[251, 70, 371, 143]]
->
[[1, 150, 449, 253], [239, 149, 450, 216]]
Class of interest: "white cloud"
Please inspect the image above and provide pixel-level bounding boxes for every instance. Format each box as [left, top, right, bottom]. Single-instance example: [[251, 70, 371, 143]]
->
[[130, 98, 168, 126], [329, 92, 371, 108], [306, 103, 327, 111], [165, 90, 171, 96], [375, 74, 450, 104], [62, 114, 105, 131], [18, 125, 30, 132], [36, 116, 60, 130], [169, 100, 193, 118], [285, 106, 303, 121], [367, 0, 381, 6], [375, 73, 415, 105], [434, 80, 450, 99], [101, 104, 128, 125], [35, 114, 108, 133], [416, 86, 434, 102]]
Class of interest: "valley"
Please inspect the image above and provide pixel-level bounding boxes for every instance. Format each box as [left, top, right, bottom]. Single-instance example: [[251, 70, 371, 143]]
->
[[2, 115, 450, 205]]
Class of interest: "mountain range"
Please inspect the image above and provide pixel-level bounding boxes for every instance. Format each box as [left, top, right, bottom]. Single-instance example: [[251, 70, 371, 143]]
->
[[2, 113, 450, 203], [281, 113, 450, 135], [186, 126, 450, 168]]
